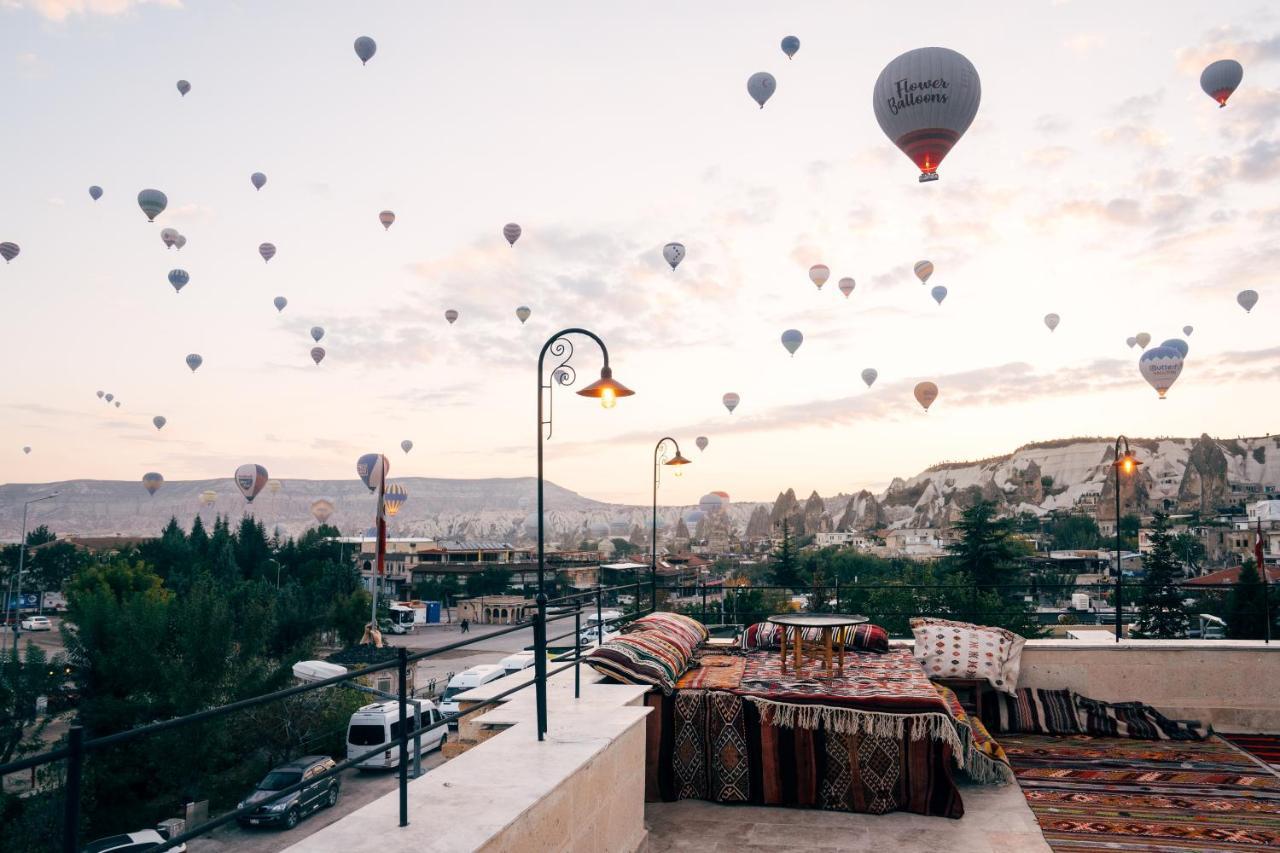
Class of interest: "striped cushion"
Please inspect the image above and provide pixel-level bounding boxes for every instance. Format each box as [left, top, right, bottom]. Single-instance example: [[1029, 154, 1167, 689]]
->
[[625, 612, 708, 657], [995, 688, 1081, 734], [1073, 695, 1206, 741], [585, 630, 690, 694], [740, 621, 889, 653]]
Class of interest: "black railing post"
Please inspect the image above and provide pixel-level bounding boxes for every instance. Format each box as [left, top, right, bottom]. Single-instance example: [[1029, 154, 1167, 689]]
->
[[835, 583, 841, 613], [574, 607, 581, 699], [1265, 579, 1272, 645], [534, 596, 548, 740], [62, 724, 83, 853], [595, 584, 604, 646], [397, 646, 408, 827], [701, 583, 708, 625]]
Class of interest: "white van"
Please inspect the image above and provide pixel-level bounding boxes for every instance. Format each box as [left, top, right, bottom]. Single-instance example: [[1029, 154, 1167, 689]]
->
[[346, 700, 446, 770], [498, 651, 536, 675], [438, 665, 506, 728]]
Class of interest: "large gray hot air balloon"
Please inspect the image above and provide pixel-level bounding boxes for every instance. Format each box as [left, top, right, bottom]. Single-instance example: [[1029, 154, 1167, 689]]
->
[[0, 242, 19, 263], [354, 36, 377, 64], [914, 260, 933, 284], [176, 80, 190, 96], [137, 189, 168, 221], [185, 353, 203, 372], [861, 368, 878, 388], [1139, 346, 1184, 399], [160, 228, 179, 249], [516, 306, 531, 324], [696, 436, 709, 452], [251, 172, 267, 190], [379, 210, 395, 230], [274, 296, 287, 312], [914, 381, 939, 411], [445, 309, 458, 324], [838, 277, 856, 298], [152, 416, 166, 431], [747, 72, 776, 108], [1238, 289, 1259, 313], [235, 463, 269, 502], [503, 223, 522, 246], [781, 329, 804, 356], [781, 35, 800, 59], [1200, 59, 1243, 108], [401, 440, 413, 454], [722, 392, 740, 414], [1161, 338, 1189, 358], [1044, 313, 1060, 332], [174, 234, 187, 250], [808, 264, 829, 290], [310, 326, 325, 342], [142, 472, 164, 496], [259, 242, 276, 263], [96, 390, 104, 399], [89, 185, 103, 201], [930, 285, 947, 305], [310, 346, 326, 365], [663, 242, 685, 271], [168, 269, 189, 293], [1182, 325, 1194, 336], [1136, 332, 1151, 349], [874, 48, 981, 182]]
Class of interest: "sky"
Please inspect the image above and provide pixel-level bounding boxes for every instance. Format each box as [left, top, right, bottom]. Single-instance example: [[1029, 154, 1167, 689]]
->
[[1, 0, 1279, 506]]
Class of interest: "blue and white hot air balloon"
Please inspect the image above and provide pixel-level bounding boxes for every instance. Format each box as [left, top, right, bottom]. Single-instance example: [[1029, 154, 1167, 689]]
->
[[251, 172, 267, 190], [1139, 346, 1184, 399], [1161, 338, 1189, 358], [356, 453, 388, 493], [186, 353, 202, 372], [168, 269, 189, 293], [137, 189, 168, 222], [781, 329, 803, 356]]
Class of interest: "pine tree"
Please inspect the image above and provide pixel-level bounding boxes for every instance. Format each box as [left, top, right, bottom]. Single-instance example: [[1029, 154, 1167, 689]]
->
[[947, 501, 1020, 590], [771, 518, 802, 589], [1133, 511, 1189, 638], [1227, 558, 1269, 639]]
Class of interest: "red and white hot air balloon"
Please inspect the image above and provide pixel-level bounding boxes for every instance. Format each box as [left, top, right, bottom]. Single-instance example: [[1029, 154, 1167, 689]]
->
[[873, 48, 981, 182], [1200, 59, 1243, 108]]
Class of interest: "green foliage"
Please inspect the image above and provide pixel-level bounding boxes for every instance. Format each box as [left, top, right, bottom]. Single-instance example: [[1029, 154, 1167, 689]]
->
[[1170, 532, 1207, 574], [1132, 511, 1189, 639], [24, 525, 56, 548], [1048, 514, 1102, 550], [0, 643, 69, 764], [946, 501, 1022, 589], [609, 538, 639, 557], [1119, 514, 1141, 550], [466, 566, 514, 597], [1227, 559, 1271, 639], [770, 519, 802, 589]]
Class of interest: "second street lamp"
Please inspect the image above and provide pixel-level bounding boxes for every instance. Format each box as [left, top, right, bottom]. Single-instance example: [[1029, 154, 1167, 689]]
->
[[1111, 436, 1142, 643], [652, 438, 691, 610], [535, 328, 633, 741]]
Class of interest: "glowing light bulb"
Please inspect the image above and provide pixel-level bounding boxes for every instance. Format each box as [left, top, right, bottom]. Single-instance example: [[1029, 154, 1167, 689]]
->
[[674, 466, 683, 478], [600, 387, 616, 409], [1121, 457, 1134, 474]]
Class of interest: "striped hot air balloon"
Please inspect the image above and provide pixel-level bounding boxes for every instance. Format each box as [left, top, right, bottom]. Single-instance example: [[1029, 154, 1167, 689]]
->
[[1139, 347, 1184, 399], [137, 189, 168, 222], [722, 392, 740, 413], [808, 265, 829, 290], [384, 483, 408, 517], [379, 210, 395, 230], [310, 346, 326, 365], [186, 353, 203, 372], [142, 472, 164, 495], [914, 260, 934, 284], [200, 490, 217, 507], [874, 48, 981, 182], [234, 463, 269, 502], [89, 185, 103, 201], [259, 242, 276, 263], [838, 278, 856, 298], [503, 223, 522, 246], [168, 269, 189, 293], [0, 242, 19, 263]]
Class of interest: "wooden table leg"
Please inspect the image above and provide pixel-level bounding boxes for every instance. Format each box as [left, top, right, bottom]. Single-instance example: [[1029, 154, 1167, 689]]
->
[[779, 625, 787, 674], [837, 631, 845, 677], [793, 627, 803, 674], [823, 628, 833, 677]]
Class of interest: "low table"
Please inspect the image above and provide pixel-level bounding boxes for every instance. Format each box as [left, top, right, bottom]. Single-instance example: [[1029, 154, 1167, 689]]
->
[[767, 613, 869, 678]]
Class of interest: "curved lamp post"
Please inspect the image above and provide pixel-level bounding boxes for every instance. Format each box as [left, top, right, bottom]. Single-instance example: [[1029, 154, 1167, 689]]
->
[[1112, 436, 1142, 643], [652, 438, 691, 609], [536, 328, 633, 740]]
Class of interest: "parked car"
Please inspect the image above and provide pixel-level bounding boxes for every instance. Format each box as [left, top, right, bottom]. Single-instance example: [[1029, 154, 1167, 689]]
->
[[82, 829, 186, 853], [20, 615, 52, 631], [498, 650, 536, 675], [347, 700, 446, 769], [236, 756, 339, 830]]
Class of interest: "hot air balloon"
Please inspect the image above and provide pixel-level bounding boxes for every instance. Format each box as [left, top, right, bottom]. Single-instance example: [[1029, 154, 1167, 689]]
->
[[176, 80, 190, 96], [401, 440, 413, 454], [310, 499, 334, 524], [379, 210, 395, 230], [747, 72, 776, 108], [152, 415, 166, 431], [160, 228, 179, 249], [142, 472, 164, 495], [104, 393, 113, 403], [722, 392, 740, 414], [838, 277, 855, 298], [114, 401, 121, 408], [1126, 336, 1137, 349], [1139, 346, 1184, 399], [137, 189, 168, 222], [445, 309, 458, 324], [310, 346, 326, 365], [913, 260, 934, 284], [696, 436, 709, 452], [698, 493, 724, 515], [384, 483, 408, 517], [274, 296, 287, 312], [0, 242, 19, 263], [663, 242, 685, 271], [22, 446, 31, 454], [186, 353, 202, 372], [1136, 332, 1151, 349], [1182, 325, 1194, 336], [174, 234, 187, 251], [168, 269, 189, 293], [1200, 59, 1243, 108], [516, 306, 531, 324], [781, 329, 803, 356], [1161, 338, 1189, 358], [781, 35, 800, 59], [356, 453, 388, 493], [914, 381, 939, 411], [503, 223, 522, 246], [354, 36, 377, 65], [684, 509, 707, 526], [861, 368, 878, 388], [1044, 313, 1060, 332], [200, 490, 217, 507], [874, 47, 981, 182], [96, 390, 104, 399], [234, 463, 269, 502], [931, 285, 947, 305], [251, 172, 267, 190], [310, 326, 325, 343], [808, 264, 829, 290], [89, 185, 103, 201], [1238, 289, 1259, 313], [259, 242, 276, 263]]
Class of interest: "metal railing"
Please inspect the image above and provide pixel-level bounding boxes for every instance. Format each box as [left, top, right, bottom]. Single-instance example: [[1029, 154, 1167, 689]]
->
[[0, 581, 658, 853]]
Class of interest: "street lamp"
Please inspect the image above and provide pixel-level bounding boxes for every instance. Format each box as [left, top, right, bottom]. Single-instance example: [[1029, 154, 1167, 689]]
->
[[13, 492, 58, 643], [652, 438, 691, 609], [1112, 436, 1142, 643], [536, 328, 632, 740]]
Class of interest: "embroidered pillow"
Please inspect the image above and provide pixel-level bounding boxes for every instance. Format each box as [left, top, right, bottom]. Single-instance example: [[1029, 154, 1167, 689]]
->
[[910, 617, 1026, 694], [624, 611, 708, 656], [994, 688, 1081, 734], [740, 621, 889, 653], [584, 630, 690, 694]]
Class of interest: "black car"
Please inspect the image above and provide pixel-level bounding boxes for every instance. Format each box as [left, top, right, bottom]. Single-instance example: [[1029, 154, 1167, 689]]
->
[[236, 756, 339, 830]]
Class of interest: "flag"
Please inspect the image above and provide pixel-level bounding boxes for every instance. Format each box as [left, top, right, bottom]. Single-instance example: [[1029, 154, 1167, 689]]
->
[[1256, 519, 1267, 575]]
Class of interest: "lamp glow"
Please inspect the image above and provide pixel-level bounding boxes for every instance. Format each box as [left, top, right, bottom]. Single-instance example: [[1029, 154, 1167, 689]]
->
[[601, 387, 616, 409]]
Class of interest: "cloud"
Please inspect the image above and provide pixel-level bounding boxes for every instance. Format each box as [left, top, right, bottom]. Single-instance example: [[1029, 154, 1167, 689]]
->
[[9, 0, 180, 22], [1175, 27, 1280, 74], [1033, 114, 1070, 134], [1193, 138, 1280, 193], [1097, 123, 1169, 151], [1025, 145, 1074, 167], [1063, 33, 1107, 55], [1109, 89, 1164, 121]]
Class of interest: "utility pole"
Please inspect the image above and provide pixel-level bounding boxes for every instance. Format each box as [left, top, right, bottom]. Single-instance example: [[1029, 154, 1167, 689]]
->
[[14, 493, 58, 644]]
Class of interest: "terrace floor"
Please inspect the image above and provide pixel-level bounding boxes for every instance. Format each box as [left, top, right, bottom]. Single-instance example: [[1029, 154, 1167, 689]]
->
[[641, 779, 1050, 853]]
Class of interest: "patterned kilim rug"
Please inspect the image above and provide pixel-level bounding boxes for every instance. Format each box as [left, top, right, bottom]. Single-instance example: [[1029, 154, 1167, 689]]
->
[[1221, 733, 1280, 774], [1003, 733, 1280, 850]]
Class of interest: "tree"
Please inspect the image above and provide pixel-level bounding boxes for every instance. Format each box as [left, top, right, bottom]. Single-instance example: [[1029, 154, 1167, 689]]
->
[[947, 501, 1021, 590], [24, 526, 56, 548], [465, 567, 513, 597], [1226, 559, 1270, 639], [1132, 511, 1189, 638], [1048, 514, 1101, 550], [609, 538, 639, 557], [770, 519, 803, 589], [1119, 514, 1141, 550], [1170, 532, 1206, 576]]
